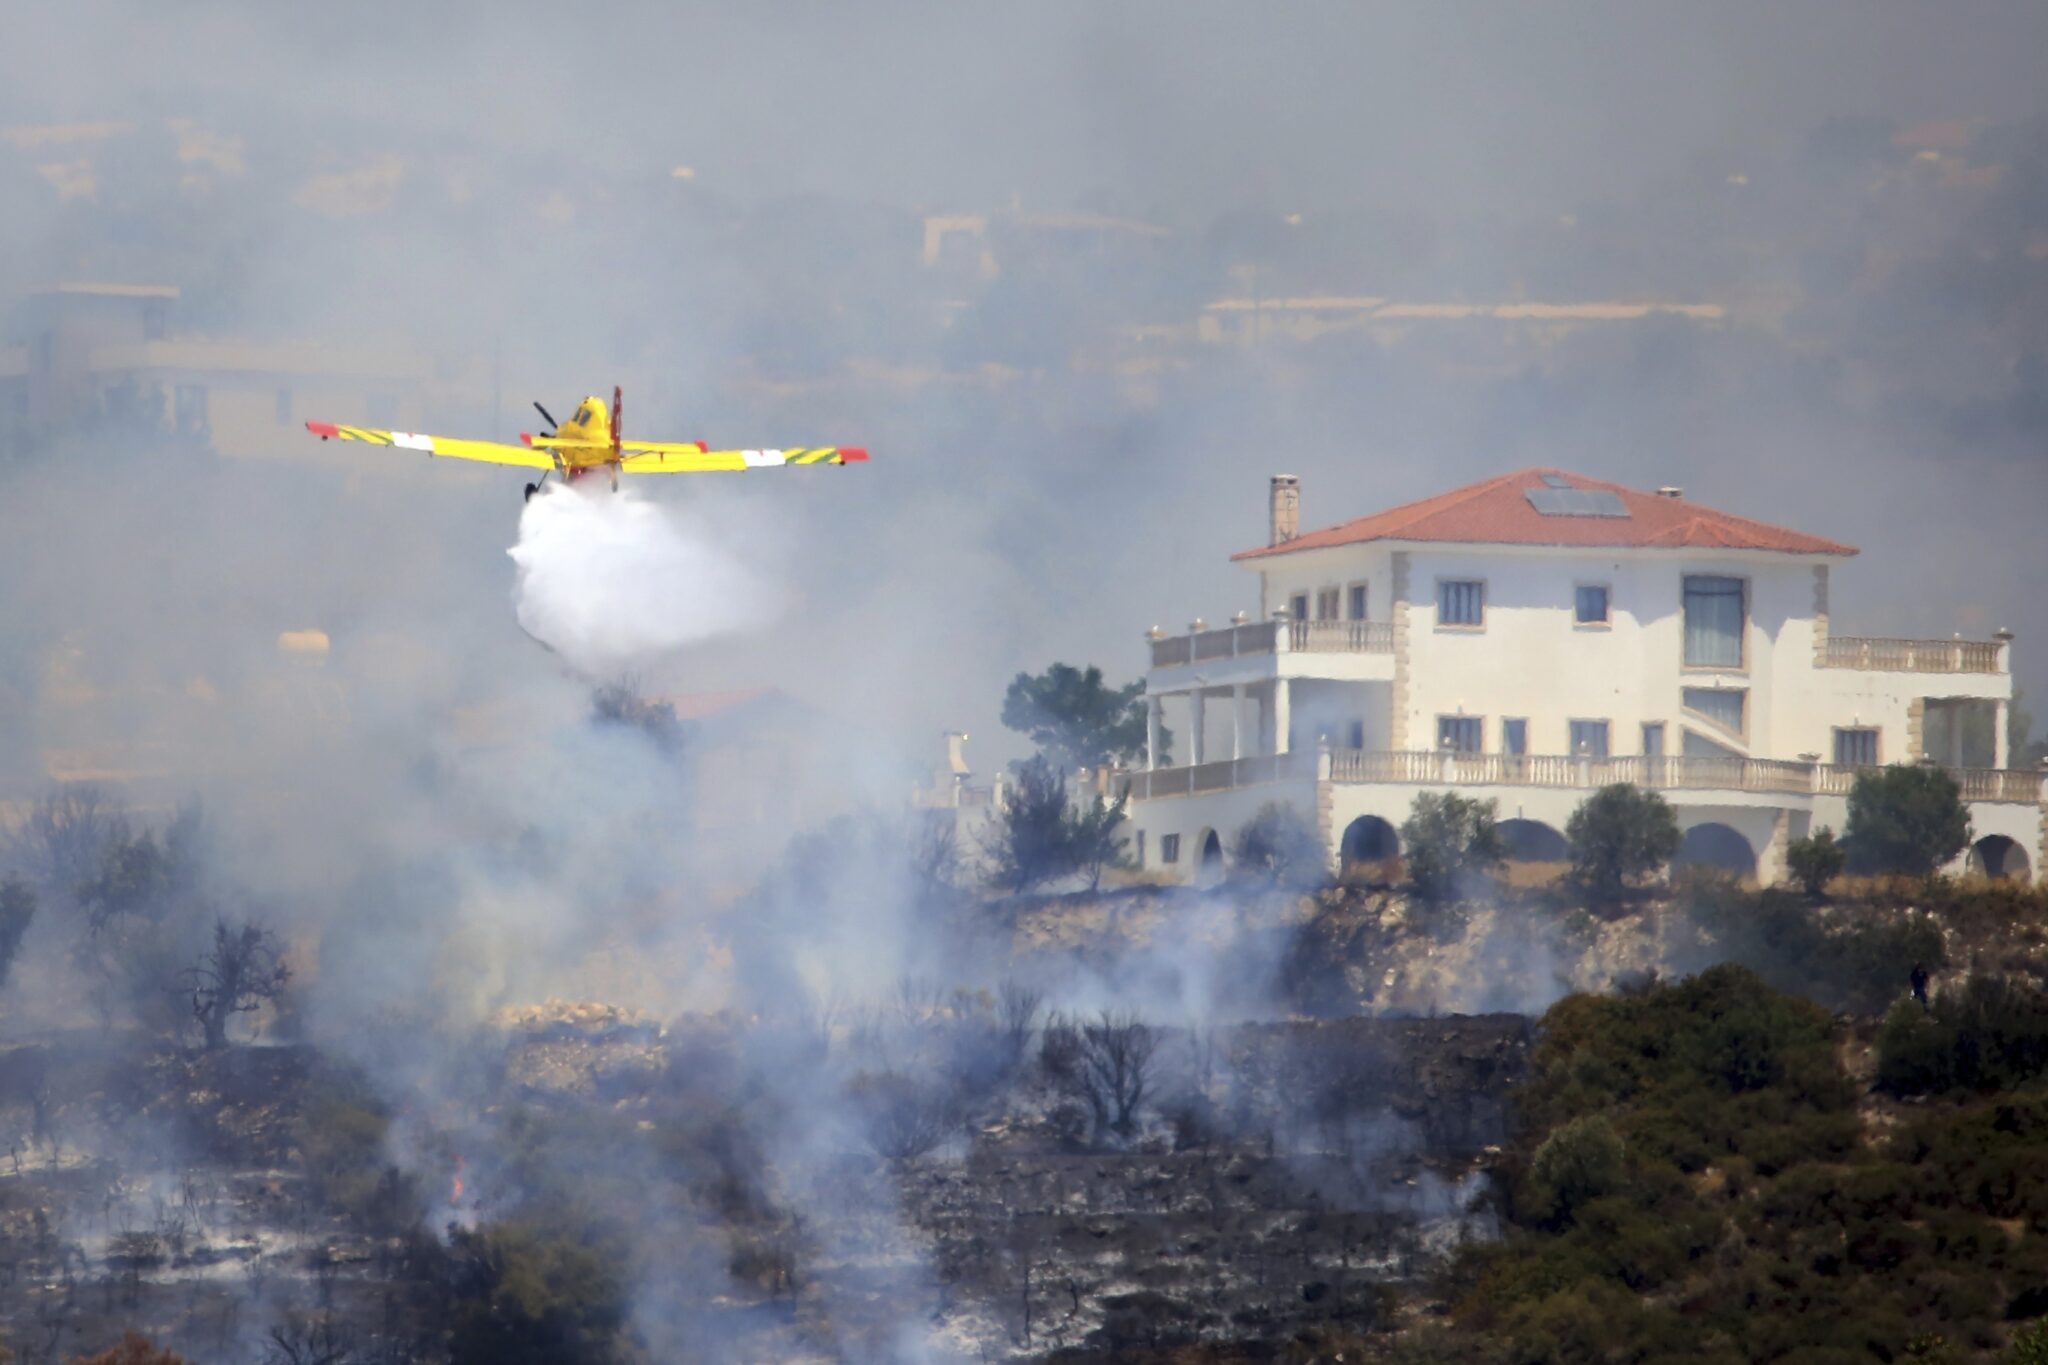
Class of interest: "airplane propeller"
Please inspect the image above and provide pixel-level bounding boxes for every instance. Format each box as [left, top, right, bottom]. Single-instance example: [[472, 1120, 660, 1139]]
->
[[609, 385, 622, 491], [532, 401, 559, 435]]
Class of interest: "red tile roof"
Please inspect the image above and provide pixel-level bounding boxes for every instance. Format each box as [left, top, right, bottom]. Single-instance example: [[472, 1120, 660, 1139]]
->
[[1233, 468, 1857, 561]]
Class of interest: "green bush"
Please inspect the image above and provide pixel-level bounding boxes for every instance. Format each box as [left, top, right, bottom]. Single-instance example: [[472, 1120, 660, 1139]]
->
[[448, 1214, 630, 1365], [2008, 1320, 2048, 1364], [1682, 883, 1946, 1014], [1524, 1116, 1627, 1227], [1844, 764, 1972, 878], [1401, 791, 1507, 904], [1876, 975, 2048, 1095], [1230, 801, 1327, 888], [1786, 826, 1847, 896], [1566, 784, 1680, 903]]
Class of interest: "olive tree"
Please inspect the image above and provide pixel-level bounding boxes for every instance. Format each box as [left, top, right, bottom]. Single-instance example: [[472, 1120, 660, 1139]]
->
[[1843, 764, 1971, 878], [1400, 792, 1507, 903], [1566, 784, 1681, 904]]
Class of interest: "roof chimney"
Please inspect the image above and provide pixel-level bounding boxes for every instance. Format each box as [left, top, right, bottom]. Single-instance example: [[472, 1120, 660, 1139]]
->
[[1269, 474, 1300, 546], [1656, 486, 1684, 500]]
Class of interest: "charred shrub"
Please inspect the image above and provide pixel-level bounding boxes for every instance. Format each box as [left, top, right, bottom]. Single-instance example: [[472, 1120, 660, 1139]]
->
[[848, 1070, 961, 1161], [0, 877, 32, 989], [1040, 1009, 1159, 1142]]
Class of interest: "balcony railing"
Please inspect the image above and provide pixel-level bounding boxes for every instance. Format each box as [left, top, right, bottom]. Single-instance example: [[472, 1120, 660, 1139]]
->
[[1821, 635, 2005, 674], [1149, 617, 1392, 669], [1119, 751, 1318, 799], [1123, 750, 2046, 804]]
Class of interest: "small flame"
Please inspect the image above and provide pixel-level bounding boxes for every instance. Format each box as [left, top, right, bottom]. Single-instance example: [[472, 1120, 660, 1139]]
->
[[450, 1153, 466, 1207]]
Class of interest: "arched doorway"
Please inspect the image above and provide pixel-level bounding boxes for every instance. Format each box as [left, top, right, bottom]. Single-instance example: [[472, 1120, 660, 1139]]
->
[[1198, 828, 1225, 883], [1969, 835, 2032, 883], [1673, 822, 1756, 881], [1497, 819, 1569, 863], [1339, 814, 1399, 877]]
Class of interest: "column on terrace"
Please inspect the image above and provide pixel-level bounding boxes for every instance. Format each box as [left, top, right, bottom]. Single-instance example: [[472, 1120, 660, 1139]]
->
[[1995, 697, 2010, 770], [1231, 683, 1246, 760], [1273, 677, 1293, 755], [1190, 690, 1207, 766], [1146, 695, 1163, 770]]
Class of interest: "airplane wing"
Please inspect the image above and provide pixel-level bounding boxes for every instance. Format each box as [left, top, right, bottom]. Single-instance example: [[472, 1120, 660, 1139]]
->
[[618, 444, 870, 474], [306, 421, 556, 473]]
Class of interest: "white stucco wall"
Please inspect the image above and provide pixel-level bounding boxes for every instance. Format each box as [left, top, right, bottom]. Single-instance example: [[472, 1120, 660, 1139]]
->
[[1238, 540, 2009, 765]]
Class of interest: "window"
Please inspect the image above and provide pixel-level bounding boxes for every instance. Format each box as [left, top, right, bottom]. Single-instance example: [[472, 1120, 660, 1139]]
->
[[1834, 727, 1879, 766], [1289, 592, 1309, 622], [1569, 720, 1610, 757], [1437, 580, 1484, 628], [1684, 729, 1742, 759], [1683, 687, 1746, 738], [274, 387, 292, 424], [1346, 720, 1365, 749], [1642, 722, 1666, 757], [1160, 833, 1181, 864], [1683, 575, 1745, 668], [1501, 719, 1528, 756], [1575, 584, 1610, 625], [1135, 830, 1147, 865], [1438, 716, 1482, 753], [1316, 587, 1341, 621], [1348, 583, 1368, 621]]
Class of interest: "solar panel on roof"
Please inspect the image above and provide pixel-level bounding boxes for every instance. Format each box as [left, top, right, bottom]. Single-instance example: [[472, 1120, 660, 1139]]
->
[[1525, 488, 1629, 518], [1539, 473, 1573, 489]]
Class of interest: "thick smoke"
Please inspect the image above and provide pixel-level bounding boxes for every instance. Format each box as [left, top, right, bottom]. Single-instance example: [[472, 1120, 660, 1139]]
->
[[3, 3, 2047, 1358], [507, 484, 786, 673]]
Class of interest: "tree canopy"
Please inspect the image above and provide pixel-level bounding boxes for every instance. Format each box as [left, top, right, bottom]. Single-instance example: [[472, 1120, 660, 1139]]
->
[[1843, 764, 1971, 878], [1001, 663, 1155, 772]]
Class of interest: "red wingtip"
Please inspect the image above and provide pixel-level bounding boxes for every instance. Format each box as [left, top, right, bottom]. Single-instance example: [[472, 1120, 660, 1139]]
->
[[697, 440, 709, 453], [306, 421, 339, 439], [840, 447, 870, 462], [520, 432, 533, 446]]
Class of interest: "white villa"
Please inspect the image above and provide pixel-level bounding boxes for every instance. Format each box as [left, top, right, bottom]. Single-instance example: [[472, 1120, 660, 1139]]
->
[[1124, 469, 2042, 886]]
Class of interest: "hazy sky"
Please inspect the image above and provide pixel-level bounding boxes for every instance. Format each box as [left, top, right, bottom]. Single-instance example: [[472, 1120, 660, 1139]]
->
[[6, 0, 2047, 772]]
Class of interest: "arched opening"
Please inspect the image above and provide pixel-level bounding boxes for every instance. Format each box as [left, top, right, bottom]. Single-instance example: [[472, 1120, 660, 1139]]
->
[[1969, 835, 2032, 883], [1198, 828, 1224, 880], [1497, 819, 1569, 863], [1339, 814, 1399, 878], [1673, 822, 1756, 881]]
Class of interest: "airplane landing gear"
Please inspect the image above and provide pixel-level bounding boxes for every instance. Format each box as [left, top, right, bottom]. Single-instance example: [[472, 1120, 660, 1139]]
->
[[523, 482, 539, 502]]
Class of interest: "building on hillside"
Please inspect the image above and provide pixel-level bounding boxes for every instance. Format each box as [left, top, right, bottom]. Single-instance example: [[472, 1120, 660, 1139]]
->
[[1124, 469, 2042, 886], [0, 283, 438, 462]]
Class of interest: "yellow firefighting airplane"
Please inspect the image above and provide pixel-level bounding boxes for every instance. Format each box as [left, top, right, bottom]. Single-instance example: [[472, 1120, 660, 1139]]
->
[[307, 386, 866, 500]]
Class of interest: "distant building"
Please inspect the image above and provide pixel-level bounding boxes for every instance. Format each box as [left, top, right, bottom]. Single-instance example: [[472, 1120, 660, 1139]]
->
[[0, 283, 437, 462], [1194, 296, 1727, 348], [1125, 469, 2039, 885]]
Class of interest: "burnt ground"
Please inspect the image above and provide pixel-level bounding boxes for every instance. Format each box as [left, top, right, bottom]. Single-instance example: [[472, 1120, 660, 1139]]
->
[[0, 1012, 1529, 1363]]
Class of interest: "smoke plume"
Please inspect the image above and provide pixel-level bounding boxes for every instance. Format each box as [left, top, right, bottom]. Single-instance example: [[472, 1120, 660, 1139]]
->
[[507, 484, 785, 673]]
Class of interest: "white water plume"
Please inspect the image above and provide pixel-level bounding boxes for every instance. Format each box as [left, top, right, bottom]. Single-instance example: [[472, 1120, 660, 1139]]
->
[[507, 484, 784, 673]]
